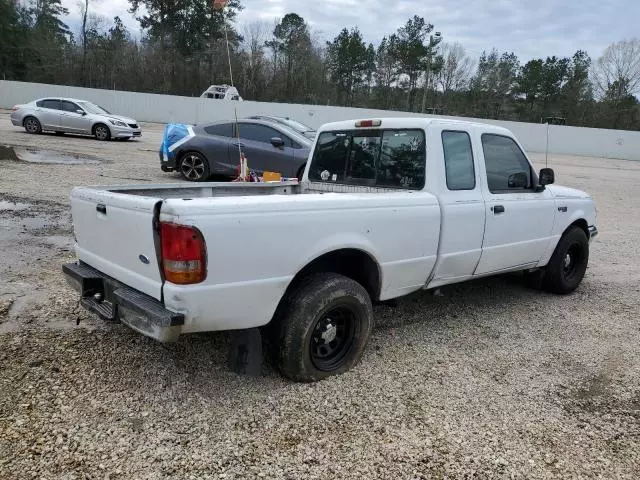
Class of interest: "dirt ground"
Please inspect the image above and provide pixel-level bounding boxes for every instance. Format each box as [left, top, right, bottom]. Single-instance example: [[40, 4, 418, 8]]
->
[[1, 109, 639, 479]]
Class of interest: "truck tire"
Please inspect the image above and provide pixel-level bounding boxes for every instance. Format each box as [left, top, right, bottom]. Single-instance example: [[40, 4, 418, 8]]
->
[[274, 272, 373, 382], [543, 226, 589, 294]]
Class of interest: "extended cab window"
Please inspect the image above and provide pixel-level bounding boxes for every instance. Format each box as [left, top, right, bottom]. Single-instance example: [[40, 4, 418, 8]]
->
[[204, 123, 233, 137], [481, 134, 533, 193], [309, 129, 425, 189], [442, 131, 475, 190]]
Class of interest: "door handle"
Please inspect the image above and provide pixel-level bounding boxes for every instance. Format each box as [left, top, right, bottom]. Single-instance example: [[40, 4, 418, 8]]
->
[[96, 204, 107, 215], [492, 205, 505, 214]]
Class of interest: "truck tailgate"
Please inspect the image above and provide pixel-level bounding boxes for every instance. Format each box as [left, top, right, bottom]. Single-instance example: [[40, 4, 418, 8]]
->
[[70, 187, 163, 300]]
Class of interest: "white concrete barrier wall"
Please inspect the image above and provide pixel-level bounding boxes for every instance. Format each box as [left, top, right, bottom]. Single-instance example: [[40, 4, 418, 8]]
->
[[2, 80, 639, 160]]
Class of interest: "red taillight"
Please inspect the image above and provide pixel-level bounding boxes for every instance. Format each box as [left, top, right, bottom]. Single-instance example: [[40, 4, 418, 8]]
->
[[11, 105, 19, 112], [160, 222, 207, 284], [355, 119, 381, 128]]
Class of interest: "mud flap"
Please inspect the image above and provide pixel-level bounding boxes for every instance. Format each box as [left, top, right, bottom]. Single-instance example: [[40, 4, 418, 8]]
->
[[228, 328, 263, 377]]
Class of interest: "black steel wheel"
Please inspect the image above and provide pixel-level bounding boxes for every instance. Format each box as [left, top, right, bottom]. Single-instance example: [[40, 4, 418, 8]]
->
[[24, 117, 42, 134], [179, 152, 210, 182], [543, 226, 589, 294], [94, 124, 111, 141], [310, 306, 356, 371], [273, 272, 373, 382]]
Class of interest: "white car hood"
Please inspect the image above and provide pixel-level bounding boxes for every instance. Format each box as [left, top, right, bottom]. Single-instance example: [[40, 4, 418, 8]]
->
[[547, 185, 590, 199]]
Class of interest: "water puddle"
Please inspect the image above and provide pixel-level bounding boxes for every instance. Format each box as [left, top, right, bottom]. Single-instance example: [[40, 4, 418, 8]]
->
[[0, 145, 104, 165]]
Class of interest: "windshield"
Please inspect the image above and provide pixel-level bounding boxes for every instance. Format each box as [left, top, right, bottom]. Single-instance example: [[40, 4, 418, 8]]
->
[[281, 118, 314, 133], [78, 102, 111, 115], [308, 129, 426, 189]]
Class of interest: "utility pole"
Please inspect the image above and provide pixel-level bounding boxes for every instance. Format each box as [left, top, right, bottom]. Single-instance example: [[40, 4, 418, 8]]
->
[[421, 32, 442, 113]]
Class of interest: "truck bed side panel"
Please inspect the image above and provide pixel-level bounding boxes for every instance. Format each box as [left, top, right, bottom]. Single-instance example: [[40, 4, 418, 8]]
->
[[160, 192, 441, 333]]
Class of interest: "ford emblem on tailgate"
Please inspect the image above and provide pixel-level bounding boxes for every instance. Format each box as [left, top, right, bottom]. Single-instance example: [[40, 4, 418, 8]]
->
[[139, 254, 150, 265]]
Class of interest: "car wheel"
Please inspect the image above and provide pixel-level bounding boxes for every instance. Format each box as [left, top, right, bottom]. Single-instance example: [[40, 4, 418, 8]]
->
[[179, 152, 210, 182], [93, 124, 111, 141], [24, 117, 42, 134], [273, 272, 373, 382], [543, 226, 589, 294]]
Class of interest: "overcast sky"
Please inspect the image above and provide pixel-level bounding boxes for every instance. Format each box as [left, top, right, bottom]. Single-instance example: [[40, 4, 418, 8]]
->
[[61, 0, 639, 62]]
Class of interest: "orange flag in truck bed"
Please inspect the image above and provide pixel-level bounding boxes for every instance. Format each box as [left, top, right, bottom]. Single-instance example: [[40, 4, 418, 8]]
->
[[213, 0, 228, 9]]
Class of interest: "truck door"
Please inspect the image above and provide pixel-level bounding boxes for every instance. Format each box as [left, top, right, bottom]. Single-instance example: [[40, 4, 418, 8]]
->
[[428, 129, 486, 287], [474, 133, 555, 275]]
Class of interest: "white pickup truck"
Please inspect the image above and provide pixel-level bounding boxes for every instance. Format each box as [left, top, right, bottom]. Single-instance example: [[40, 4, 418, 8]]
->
[[63, 117, 598, 382]]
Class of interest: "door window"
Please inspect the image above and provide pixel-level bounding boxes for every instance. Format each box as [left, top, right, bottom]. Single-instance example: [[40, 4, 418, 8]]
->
[[442, 131, 475, 190], [61, 101, 81, 113], [237, 124, 281, 144], [41, 99, 61, 110], [481, 134, 533, 193]]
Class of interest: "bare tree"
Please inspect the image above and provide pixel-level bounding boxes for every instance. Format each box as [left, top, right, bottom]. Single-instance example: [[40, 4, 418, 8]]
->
[[592, 38, 640, 99], [437, 42, 474, 92]]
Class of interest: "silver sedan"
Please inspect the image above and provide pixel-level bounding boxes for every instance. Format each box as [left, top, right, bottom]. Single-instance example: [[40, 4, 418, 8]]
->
[[10, 97, 142, 141]]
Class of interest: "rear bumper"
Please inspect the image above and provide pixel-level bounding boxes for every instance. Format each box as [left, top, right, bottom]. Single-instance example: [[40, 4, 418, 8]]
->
[[63, 261, 183, 342]]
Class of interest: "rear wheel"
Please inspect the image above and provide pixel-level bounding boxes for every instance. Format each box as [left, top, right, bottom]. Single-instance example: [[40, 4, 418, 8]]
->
[[273, 272, 373, 382], [24, 117, 42, 134], [543, 226, 589, 294], [94, 124, 111, 141], [179, 152, 210, 182]]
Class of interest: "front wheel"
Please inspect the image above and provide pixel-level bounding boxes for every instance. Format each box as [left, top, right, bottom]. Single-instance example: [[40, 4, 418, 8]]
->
[[179, 152, 210, 182], [274, 272, 373, 382], [543, 226, 589, 294], [94, 124, 111, 141]]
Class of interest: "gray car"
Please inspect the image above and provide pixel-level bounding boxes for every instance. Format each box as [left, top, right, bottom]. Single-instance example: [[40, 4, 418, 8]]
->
[[10, 97, 142, 141], [160, 119, 312, 181]]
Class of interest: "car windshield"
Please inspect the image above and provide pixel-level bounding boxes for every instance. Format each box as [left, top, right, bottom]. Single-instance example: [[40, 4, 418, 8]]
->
[[78, 102, 110, 115], [281, 118, 315, 133]]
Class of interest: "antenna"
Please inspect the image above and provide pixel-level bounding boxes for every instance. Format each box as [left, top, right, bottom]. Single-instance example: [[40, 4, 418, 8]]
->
[[545, 121, 550, 168]]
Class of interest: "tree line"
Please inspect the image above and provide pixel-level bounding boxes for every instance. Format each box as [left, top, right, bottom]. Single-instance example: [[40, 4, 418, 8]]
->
[[1, 0, 639, 130]]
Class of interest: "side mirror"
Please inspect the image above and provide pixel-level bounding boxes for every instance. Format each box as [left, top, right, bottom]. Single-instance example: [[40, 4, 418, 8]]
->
[[508, 172, 529, 189], [539, 168, 555, 186], [270, 137, 285, 148], [76, 109, 86, 115]]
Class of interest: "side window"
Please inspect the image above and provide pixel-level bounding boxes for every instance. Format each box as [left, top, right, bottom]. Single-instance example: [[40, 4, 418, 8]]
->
[[36, 100, 44, 107], [442, 131, 475, 190], [204, 123, 233, 137], [481, 134, 533, 193], [61, 101, 80, 113], [238, 124, 280, 144], [41, 99, 61, 110]]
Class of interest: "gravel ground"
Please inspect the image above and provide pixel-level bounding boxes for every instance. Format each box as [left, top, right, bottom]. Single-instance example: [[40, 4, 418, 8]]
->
[[1, 110, 639, 479]]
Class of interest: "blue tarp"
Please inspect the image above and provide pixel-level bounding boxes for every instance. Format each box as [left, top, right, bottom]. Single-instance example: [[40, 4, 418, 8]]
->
[[160, 123, 193, 162]]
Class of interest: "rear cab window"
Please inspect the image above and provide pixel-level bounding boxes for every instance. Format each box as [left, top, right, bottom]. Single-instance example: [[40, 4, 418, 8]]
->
[[309, 128, 426, 189]]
